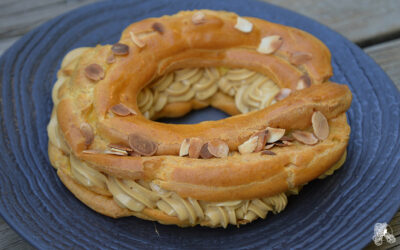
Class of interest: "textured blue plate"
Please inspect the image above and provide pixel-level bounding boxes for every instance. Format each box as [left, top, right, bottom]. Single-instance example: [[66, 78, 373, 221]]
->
[[0, 0, 399, 249]]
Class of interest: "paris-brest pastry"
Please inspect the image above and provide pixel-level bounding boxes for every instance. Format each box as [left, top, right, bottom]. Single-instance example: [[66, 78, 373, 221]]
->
[[47, 10, 352, 227]]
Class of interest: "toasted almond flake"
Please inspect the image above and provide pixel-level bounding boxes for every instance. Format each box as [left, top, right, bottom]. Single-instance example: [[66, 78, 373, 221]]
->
[[238, 136, 258, 154], [111, 43, 129, 55], [84, 64, 104, 81], [296, 75, 311, 90], [200, 143, 213, 159], [257, 35, 283, 54], [208, 139, 229, 158], [129, 31, 146, 48], [110, 103, 136, 116], [80, 122, 94, 146], [110, 148, 128, 155], [128, 133, 157, 156], [104, 148, 128, 156], [274, 88, 292, 101], [192, 12, 206, 24], [152, 22, 165, 34], [188, 137, 203, 158], [179, 138, 190, 156], [234, 17, 253, 33], [292, 130, 318, 145], [106, 54, 115, 64], [108, 143, 133, 152], [82, 149, 102, 154], [266, 127, 285, 143], [265, 144, 274, 150], [289, 51, 312, 66], [255, 131, 268, 152], [312, 111, 329, 140], [261, 150, 276, 155]]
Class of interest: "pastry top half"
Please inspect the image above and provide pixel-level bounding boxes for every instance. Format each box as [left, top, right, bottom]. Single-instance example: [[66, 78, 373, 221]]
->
[[51, 10, 352, 203]]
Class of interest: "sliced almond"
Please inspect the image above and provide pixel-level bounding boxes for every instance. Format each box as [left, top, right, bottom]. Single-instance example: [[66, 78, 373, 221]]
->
[[152, 22, 165, 34], [179, 138, 190, 156], [208, 139, 229, 158], [192, 12, 206, 24], [296, 75, 311, 90], [261, 150, 276, 155], [108, 143, 133, 152], [257, 35, 283, 54], [84, 64, 104, 81], [110, 103, 136, 116], [238, 136, 258, 154], [106, 54, 115, 64], [234, 17, 253, 33], [111, 43, 129, 55], [255, 131, 268, 152], [128, 133, 157, 156], [129, 31, 146, 48], [80, 122, 94, 146], [82, 149, 102, 154], [188, 138, 203, 158], [289, 52, 312, 66], [266, 127, 285, 143], [274, 88, 291, 101], [104, 148, 128, 156], [312, 111, 329, 140], [292, 131, 318, 145], [200, 143, 213, 159]]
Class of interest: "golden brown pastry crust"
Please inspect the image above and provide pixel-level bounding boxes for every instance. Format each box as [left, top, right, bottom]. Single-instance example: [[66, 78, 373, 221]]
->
[[56, 10, 334, 154], [48, 10, 352, 226]]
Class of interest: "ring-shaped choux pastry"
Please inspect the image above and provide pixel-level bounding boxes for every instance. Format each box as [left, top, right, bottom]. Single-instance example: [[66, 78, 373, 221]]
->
[[48, 10, 352, 227]]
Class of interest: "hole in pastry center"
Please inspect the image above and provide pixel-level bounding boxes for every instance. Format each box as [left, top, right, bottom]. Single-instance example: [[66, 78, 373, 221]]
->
[[158, 107, 230, 124], [137, 67, 280, 124]]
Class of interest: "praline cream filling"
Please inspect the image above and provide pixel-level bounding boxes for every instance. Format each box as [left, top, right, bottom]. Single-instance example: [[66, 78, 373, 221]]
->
[[49, 118, 290, 227], [72, 155, 288, 227], [63, 145, 344, 227], [139, 67, 280, 118]]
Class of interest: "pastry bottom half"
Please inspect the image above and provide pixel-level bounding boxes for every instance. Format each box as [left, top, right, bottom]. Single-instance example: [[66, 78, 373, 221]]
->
[[49, 142, 346, 228]]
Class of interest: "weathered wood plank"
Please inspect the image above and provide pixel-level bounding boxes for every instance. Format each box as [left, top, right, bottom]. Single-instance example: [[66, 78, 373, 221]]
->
[[0, 218, 35, 250], [0, 0, 400, 45], [0, 36, 19, 55], [264, 0, 400, 45], [0, 0, 97, 38], [365, 38, 400, 90]]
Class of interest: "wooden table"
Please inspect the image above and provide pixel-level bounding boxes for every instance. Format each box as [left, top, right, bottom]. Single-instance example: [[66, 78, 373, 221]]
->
[[0, 1, 399, 249]]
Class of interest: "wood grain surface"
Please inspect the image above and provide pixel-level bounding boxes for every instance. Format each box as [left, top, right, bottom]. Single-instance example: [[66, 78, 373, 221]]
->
[[266, 0, 400, 46], [0, 0, 399, 249]]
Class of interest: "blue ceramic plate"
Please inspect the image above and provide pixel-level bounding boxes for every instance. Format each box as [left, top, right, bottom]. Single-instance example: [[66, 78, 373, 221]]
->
[[0, 0, 399, 249]]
